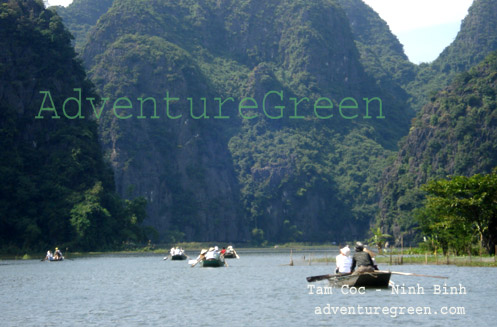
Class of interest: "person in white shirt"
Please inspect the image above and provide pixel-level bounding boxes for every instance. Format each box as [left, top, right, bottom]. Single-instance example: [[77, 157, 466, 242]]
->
[[45, 250, 53, 261], [205, 247, 217, 260], [335, 245, 352, 273]]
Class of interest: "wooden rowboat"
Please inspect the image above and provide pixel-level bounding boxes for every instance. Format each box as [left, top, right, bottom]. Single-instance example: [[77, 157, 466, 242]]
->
[[307, 270, 446, 286], [329, 271, 391, 288], [201, 257, 225, 267], [171, 253, 187, 260]]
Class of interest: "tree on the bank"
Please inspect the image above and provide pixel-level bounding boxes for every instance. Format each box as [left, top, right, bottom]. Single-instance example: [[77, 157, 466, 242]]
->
[[367, 227, 391, 254], [416, 169, 497, 255]]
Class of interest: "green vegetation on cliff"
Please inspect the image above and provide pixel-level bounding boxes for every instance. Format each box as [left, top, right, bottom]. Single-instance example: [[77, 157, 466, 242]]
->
[[54, 0, 114, 53], [21, 0, 497, 247], [0, 0, 149, 252], [337, 0, 417, 102], [71, 0, 412, 243], [378, 50, 497, 245]]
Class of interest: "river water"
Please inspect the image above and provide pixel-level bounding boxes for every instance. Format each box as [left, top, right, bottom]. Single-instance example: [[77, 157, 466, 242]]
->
[[0, 250, 496, 326]]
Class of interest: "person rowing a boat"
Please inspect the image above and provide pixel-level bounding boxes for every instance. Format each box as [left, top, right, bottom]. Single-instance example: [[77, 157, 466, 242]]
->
[[350, 242, 375, 274], [195, 249, 208, 261], [363, 245, 379, 270], [53, 247, 63, 260], [205, 246, 220, 260], [335, 245, 352, 274]]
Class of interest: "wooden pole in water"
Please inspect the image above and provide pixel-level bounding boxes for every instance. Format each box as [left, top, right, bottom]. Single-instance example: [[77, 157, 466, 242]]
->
[[289, 249, 294, 266], [425, 252, 428, 265], [400, 235, 404, 265], [480, 237, 483, 262]]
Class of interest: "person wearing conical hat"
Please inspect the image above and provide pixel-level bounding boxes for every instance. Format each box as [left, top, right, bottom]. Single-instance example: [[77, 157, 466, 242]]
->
[[196, 249, 208, 260]]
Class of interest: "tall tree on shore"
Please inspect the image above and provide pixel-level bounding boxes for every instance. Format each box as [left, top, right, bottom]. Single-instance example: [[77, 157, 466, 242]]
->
[[416, 169, 497, 254]]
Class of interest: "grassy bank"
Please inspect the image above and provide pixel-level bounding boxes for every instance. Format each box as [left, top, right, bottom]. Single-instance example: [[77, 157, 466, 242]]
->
[[309, 252, 497, 267]]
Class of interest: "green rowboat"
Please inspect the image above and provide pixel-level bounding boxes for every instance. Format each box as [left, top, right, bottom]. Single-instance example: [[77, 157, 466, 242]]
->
[[201, 257, 225, 267]]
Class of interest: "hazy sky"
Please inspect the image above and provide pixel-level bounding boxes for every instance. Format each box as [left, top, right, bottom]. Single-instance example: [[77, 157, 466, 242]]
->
[[48, 0, 474, 64], [363, 0, 473, 63]]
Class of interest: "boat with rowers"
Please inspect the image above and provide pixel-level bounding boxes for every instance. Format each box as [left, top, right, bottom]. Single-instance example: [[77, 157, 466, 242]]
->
[[307, 270, 448, 288], [190, 247, 226, 267], [43, 248, 64, 262], [202, 246, 226, 267], [170, 247, 187, 260], [223, 245, 239, 259]]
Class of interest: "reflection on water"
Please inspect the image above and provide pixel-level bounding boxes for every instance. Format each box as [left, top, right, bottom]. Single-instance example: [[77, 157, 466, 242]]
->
[[0, 250, 496, 326]]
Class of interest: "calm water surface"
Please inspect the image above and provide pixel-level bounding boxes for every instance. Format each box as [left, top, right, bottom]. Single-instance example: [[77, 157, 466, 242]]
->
[[1, 250, 496, 326]]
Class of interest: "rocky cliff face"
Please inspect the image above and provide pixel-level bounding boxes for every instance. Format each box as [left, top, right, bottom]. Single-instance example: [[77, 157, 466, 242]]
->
[[52, 0, 414, 243], [86, 32, 243, 242], [337, 0, 417, 102]]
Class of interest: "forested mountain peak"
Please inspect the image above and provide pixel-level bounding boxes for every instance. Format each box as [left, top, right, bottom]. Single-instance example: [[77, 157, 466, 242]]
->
[[408, 0, 497, 112], [0, 0, 148, 252], [378, 50, 497, 243]]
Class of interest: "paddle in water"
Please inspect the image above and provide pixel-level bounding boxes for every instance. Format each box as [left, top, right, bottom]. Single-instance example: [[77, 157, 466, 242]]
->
[[307, 272, 352, 283], [378, 270, 448, 279]]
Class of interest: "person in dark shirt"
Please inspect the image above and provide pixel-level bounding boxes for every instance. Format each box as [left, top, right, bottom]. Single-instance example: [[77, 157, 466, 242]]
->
[[350, 242, 375, 273]]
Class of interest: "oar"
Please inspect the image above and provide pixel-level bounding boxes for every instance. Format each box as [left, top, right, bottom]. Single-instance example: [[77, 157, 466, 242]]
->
[[234, 250, 240, 259], [191, 254, 205, 267], [163, 255, 169, 260], [306, 272, 352, 282], [222, 255, 229, 267], [378, 270, 448, 279]]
